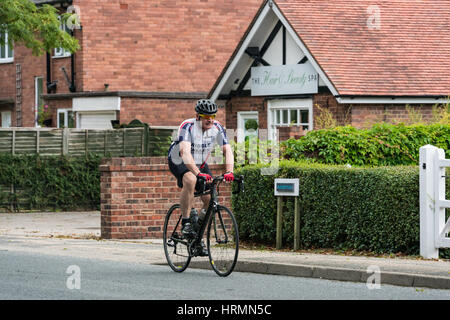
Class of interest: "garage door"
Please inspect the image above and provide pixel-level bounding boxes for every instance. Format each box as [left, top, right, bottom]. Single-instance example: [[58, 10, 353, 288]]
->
[[78, 112, 116, 129]]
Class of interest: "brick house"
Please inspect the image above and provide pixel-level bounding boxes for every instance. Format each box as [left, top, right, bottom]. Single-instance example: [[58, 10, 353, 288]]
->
[[0, 0, 262, 129], [1, 0, 449, 140], [209, 0, 450, 142]]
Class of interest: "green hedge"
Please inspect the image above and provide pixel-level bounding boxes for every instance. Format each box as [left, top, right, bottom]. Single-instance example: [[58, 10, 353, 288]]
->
[[232, 161, 450, 257], [0, 154, 101, 211], [282, 123, 450, 166]]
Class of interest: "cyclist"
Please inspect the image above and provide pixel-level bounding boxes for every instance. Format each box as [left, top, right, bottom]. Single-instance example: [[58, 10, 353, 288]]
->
[[168, 99, 234, 249]]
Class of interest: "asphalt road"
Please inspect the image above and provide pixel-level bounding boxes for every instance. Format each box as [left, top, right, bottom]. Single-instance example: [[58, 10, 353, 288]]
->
[[0, 250, 449, 301]]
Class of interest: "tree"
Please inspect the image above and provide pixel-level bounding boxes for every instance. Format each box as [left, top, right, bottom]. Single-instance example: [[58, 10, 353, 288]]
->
[[0, 0, 79, 56]]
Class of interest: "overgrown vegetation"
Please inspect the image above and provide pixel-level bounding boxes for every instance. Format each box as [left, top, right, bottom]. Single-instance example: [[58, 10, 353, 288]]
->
[[232, 161, 450, 258], [282, 123, 450, 166], [0, 154, 101, 211]]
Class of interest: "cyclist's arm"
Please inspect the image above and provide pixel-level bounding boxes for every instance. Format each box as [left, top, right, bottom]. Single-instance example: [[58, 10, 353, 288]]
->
[[222, 143, 234, 173], [179, 141, 201, 176]]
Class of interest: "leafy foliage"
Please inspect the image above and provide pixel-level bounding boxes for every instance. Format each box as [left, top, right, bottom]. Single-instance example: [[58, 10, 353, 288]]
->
[[232, 161, 450, 257], [0, 0, 79, 55], [0, 154, 101, 211], [282, 123, 450, 166]]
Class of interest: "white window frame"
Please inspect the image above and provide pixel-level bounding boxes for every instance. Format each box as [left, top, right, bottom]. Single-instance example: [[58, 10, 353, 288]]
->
[[35, 76, 44, 127], [267, 99, 313, 141], [0, 32, 14, 63], [237, 111, 259, 143], [57, 108, 75, 128], [53, 16, 71, 58]]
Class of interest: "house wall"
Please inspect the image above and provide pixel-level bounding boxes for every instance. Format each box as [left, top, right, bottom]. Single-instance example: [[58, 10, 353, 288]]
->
[[350, 103, 436, 128], [0, 45, 47, 127], [119, 98, 226, 127], [45, 98, 74, 127], [0, 17, 82, 127], [1, 0, 261, 128], [224, 93, 439, 136], [225, 96, 267, 130], [75, 0, 262, 93], [100, 156, 232, 239]]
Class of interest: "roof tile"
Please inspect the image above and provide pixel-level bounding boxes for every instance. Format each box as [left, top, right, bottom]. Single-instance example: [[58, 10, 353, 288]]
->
[[276, 0, 450, 96]]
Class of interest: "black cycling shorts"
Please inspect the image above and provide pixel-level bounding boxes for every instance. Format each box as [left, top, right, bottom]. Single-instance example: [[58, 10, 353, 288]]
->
[[168, 157, 212, 191]]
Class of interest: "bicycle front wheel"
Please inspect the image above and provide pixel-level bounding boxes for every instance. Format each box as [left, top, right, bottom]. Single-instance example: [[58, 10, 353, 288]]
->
[[163, 204, 191, 272], [207, 205, 239, 277]]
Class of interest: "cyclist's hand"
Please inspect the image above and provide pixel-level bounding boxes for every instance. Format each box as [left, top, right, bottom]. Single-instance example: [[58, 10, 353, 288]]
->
[[197, 173, 212, 182], [223, 172, 234, 182]]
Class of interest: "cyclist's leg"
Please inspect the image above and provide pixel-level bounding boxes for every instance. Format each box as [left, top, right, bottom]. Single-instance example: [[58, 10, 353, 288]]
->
[[168, 156, 194, 219], [180, 172, 196, 219]]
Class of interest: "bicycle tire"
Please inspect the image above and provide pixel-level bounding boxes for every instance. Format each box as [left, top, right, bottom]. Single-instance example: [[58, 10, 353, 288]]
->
[[207, 205, 239, 277], [163, 204, 191, 273]]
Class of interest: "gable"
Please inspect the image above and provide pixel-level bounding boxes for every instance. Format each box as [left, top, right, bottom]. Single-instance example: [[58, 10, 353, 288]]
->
[[210, 0, 450, 103], [209, 1, 337, 101], [277, 0, 450, 97]]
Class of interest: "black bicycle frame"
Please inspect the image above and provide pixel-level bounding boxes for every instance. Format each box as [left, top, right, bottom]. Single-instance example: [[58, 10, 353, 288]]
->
[[192, 176, 225, 247], [171, 175, 243, 249]]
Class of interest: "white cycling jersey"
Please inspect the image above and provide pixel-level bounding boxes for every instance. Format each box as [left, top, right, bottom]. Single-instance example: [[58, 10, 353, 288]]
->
[[168, 118, 229, 166]]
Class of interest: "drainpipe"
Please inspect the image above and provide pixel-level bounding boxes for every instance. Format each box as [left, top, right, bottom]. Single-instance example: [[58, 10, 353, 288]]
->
[[69, 30, 76, 92], [46, 52, 57, 93]]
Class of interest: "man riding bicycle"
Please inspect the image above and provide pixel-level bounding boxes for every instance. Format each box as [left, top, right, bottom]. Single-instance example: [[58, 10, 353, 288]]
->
[[168, 99, 234, 248]]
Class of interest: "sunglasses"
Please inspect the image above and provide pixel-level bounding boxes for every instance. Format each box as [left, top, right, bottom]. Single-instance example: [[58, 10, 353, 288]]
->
[[198, 114, 216, 120]]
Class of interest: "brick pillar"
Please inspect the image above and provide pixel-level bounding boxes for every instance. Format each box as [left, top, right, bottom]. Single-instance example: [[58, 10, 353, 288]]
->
[[100, 157, 231, 239]]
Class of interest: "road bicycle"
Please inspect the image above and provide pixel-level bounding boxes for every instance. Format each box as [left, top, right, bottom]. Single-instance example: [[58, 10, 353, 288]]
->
[[163, 174, 244, 277]]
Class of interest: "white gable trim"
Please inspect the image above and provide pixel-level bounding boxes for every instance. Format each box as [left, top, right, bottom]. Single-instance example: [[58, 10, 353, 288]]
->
[[336, 97, 450, 104], [210, 4, 272, 101], [210, 1, 339, 101]]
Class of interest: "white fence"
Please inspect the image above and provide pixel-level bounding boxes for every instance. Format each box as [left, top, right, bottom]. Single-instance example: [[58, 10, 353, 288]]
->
[[419, 145, 450, 259]]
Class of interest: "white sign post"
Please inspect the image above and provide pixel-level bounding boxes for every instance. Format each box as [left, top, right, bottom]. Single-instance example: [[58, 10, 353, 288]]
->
[[251, 63, 318, 96], [419, 145, 450, 259], [420, 145, 439, 259]]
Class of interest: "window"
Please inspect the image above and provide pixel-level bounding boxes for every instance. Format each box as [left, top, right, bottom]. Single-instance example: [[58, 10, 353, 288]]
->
[[58, 109, 75, 128], [35, 77, 44, 126], [0, 32, 14, 63], [54, 16, 71, 58], [268, 99, 313, 140]]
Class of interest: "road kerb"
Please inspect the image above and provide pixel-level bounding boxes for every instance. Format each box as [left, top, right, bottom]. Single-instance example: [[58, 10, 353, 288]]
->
[[178, 260, 450, 290]]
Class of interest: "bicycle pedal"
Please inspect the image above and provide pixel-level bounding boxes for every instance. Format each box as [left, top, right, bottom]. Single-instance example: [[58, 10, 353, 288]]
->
[[167, 239, 175, 247]]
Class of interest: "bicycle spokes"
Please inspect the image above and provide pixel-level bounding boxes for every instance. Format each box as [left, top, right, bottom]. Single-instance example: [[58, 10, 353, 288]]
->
[[163, 205, 191, 272], [207, 206, 239, 277]]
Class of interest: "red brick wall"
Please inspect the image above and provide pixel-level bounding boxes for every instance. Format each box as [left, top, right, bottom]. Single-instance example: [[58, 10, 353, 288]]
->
[[0, 60, 15, 101], [0, 0, 85, 127], [226, 96, 267, 130], [100, 157, 232, 239], [76, 0, 262, 93], [45, 98, 74, 127], [313, 93, 351, 127], [350, 103, 435, 128], [119, 98, 226, 127], [0, 30, 81, 127], [225, 93, 439, 131], [0, 44, 45, 127]]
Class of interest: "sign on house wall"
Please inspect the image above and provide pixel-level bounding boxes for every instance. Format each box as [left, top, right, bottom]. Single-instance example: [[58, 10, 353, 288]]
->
[[251, 63, 318, 96]]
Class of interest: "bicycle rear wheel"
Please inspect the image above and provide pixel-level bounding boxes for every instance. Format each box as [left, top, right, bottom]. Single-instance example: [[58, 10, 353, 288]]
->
[[207, 205, 239, 277], [163, 204, 191, 272]]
